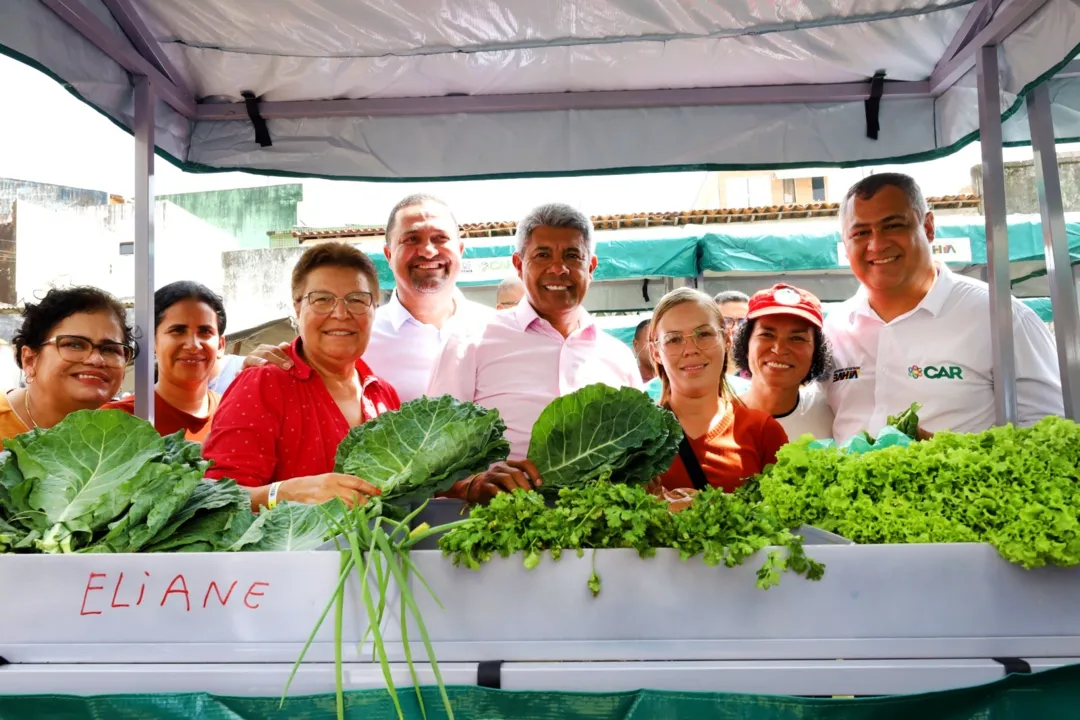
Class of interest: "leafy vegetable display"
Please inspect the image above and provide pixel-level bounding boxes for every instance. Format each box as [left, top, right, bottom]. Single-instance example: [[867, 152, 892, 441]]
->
[[886, 402, 923, 440], [527, 384, 682, 495], [757, 416, 1080, 568], [439, 482, 824, 592], [335, 394, 510, 505]]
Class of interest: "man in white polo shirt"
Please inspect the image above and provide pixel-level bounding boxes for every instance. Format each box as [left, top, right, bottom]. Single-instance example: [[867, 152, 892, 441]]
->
[[362, 194, 494, 401], [826, 172, 1063, 441]]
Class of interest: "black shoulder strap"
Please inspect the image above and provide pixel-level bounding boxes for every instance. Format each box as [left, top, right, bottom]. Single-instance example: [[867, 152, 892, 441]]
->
[[677, 436, 708, 491]]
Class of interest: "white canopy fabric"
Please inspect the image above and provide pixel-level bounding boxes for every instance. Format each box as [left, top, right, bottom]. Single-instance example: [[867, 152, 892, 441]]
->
[[3, 0, 1080, 180]]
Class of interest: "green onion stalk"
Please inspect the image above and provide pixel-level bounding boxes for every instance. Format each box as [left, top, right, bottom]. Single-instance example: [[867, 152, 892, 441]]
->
[[281, 498, 471, 720]]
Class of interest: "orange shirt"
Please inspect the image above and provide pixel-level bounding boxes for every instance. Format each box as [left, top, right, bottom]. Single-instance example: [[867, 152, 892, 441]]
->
[[0, 392, 30, 448], [661, 401, 788, 493], [104, 391, 220, 442]]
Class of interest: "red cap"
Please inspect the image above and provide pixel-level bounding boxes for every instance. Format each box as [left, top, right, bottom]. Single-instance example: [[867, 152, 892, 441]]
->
[[746, 284, 823, 328]]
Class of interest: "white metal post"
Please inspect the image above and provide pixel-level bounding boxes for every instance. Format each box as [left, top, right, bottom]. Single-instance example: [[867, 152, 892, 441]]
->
[[1027, 83, 1080, 419], [976, 45, 1018, 425], [133, 75, 155, 422]]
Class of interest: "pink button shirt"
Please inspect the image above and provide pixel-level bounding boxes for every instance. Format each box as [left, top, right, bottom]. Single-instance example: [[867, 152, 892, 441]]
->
[[427, 301, 642, 459]]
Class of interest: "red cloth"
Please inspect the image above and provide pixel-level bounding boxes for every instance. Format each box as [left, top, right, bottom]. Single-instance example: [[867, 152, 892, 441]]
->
[[202, 338, 400, 487], [104, 391, 220, 442], [660, 401, 788, 493]]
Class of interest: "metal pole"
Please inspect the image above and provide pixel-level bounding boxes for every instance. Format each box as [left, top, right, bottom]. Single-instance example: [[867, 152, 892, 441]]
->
[[1027, 83, 1080, 419], [976, 45, 1018, 425], [133, 76, 155, 423]]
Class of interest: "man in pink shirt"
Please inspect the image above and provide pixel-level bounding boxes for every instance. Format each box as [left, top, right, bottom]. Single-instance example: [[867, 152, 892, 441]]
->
[[428, 202, 641, 502]]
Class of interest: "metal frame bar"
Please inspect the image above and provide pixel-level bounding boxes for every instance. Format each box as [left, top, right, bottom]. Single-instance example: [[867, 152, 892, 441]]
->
[[133, 76, 155, 423], [935, 0, 996, 72], [1027, 84, 1080, 419], [39, 0, 195, 117], [930, 0, 1051, 96], [195, 80, 933, 121], [98, 0, 188, 92], [977, 45, 1019, 425]]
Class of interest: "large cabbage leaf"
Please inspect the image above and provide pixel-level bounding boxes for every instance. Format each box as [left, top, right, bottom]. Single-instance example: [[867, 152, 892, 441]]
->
[[228, 500, 344, 552], [335, 395, 510, 506], [527, 384, 682, 493]]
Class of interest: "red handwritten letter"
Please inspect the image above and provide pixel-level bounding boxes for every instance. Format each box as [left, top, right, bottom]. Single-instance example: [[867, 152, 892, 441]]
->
[[110, 572, 130, 609], [243, 582, 270, 610], [80, 572, 107, 616], [160, 574, 191, 612], [203, 580, 238, 609]]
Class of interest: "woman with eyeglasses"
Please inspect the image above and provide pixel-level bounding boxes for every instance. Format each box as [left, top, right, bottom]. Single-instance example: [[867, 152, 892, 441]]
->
[[648, 288, 787, 494], [103, 281, 227, 442], [202, 243, 398, 511], [1, 287, 135, 444]]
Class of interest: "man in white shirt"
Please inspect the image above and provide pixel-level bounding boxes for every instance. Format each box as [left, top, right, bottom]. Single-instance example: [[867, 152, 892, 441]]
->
[[362, 194, 495, 402], [826, 172, 1063, 441], [243, 195, 493, 402]]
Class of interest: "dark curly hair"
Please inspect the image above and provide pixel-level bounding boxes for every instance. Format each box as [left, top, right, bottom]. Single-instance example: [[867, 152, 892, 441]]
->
[[731, 317, 832, 385], [12, 286, 137, 369]]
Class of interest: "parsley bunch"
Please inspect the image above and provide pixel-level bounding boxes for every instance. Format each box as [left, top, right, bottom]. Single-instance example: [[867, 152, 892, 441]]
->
[[758, 416, 1080, 568], [438, 482, 824, 592]]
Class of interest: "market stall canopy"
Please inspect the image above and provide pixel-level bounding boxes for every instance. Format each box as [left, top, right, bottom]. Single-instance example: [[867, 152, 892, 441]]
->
[[3, 0, 1080, 181]]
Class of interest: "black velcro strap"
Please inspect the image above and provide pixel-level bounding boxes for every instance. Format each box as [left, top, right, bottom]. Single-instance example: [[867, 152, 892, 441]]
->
[[641, 278, 650, 303], [0, 655, 8, 666], [477, 660, 503, 689], [242, 91, 273, 147], [864, 71, 886, 140], [992, 657, 1032, 675], [677, 436, 708, 491]]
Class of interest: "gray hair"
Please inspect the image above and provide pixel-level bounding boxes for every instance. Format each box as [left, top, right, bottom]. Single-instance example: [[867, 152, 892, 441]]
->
[[515, 203, 595, 255], [385, 194, 458, 243], [839, 172, 929, 227], [714, 290, 749, 305], [496, 275, 523, 294]]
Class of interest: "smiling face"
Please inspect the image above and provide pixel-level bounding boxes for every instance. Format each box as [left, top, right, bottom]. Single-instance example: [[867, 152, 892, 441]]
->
[[155, 299, 224, 389], [294, 265, 375, 370], [384, 202, 463, 296], [650, 300, 726, 399], [513, 225, 597, 322], [22, 310, 126, 410], [747, 315, 816, 390], [842, 184, 935, 296]]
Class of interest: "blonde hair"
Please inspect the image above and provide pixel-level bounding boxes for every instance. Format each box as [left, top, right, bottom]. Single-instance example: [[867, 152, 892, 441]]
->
[[648, 287, 733, 408]]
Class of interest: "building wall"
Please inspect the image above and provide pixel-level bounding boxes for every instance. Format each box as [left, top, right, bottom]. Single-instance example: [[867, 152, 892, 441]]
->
[[161, 184, 303, 250], [13, 201, 240, 303], [971, 153, 1080, 215], [0, 178, 111, 304]]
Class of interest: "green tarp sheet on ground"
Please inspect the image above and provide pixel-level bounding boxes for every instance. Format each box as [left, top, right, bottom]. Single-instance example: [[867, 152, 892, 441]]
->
[[2, 664, 1079, 720]]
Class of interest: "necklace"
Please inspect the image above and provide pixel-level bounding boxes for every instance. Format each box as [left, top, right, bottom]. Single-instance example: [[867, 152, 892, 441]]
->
[[23, 387, 38, 428]]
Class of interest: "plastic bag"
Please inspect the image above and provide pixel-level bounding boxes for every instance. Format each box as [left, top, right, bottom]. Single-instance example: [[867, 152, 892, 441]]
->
[[809, 425, 914, 454]]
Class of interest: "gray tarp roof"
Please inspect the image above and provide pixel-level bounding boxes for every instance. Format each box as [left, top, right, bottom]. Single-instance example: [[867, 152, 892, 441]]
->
[[2, 0, 1080, 181]]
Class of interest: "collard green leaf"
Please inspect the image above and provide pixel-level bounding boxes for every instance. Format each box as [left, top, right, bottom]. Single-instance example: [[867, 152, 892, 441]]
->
[[7, 410, 164, 553], [335, 395, 509, 506], [527, 384, 682, 493], [230, 501, 340, 552]]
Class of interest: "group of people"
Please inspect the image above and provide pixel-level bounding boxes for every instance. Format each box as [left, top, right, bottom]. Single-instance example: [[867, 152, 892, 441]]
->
[[0, 173, 1065, 510]]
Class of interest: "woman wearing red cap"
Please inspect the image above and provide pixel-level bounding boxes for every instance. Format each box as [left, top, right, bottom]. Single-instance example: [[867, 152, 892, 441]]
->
[[731, 284, 834, 441], [648, 288, 788, 494]]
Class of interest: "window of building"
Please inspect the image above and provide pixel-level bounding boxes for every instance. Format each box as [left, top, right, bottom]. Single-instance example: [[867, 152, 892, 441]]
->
[[118, 242, 134, 256], [811, 176, 826, 202], [783, 178, 796, 204]]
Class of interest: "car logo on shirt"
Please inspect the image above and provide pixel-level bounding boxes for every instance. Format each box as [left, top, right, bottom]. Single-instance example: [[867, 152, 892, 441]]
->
[[832, 366, 860, 382], [909, 364, 963, 380]]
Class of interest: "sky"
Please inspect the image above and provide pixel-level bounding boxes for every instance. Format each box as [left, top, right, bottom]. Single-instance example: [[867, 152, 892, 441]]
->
[[0, 52, 1069, 227]]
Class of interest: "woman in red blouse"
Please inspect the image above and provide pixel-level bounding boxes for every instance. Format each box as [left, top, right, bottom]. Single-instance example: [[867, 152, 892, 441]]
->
[[202, 243, 400, 511]]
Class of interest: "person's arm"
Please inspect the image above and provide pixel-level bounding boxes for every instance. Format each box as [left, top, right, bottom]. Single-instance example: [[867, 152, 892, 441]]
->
[[1012, 301, 1066, 426]]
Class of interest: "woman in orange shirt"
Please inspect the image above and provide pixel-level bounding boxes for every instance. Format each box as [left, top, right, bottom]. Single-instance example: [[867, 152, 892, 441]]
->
[[650, 288, 788, 493], [0, 287, 134, 445], [105, 281, 225, 442]]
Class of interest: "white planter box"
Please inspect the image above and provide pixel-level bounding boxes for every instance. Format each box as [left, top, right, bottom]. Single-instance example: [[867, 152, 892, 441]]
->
[[2, 543, 1078, 664]]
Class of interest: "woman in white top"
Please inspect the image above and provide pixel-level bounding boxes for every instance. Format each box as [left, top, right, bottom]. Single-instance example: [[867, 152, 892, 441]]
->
[[732, 284, 835, 441]]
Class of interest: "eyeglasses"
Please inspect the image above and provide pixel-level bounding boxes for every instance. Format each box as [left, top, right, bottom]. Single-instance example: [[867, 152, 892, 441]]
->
[[654, 327, 723, 356], [721, 316, 745, 329], [41, 335, 133, 367], [299, 291, 374, 316]]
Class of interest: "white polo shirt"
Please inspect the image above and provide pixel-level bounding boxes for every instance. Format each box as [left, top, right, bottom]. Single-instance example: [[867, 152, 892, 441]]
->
[[363, 290, 495, 402], [825, 264, 1063, 442]]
